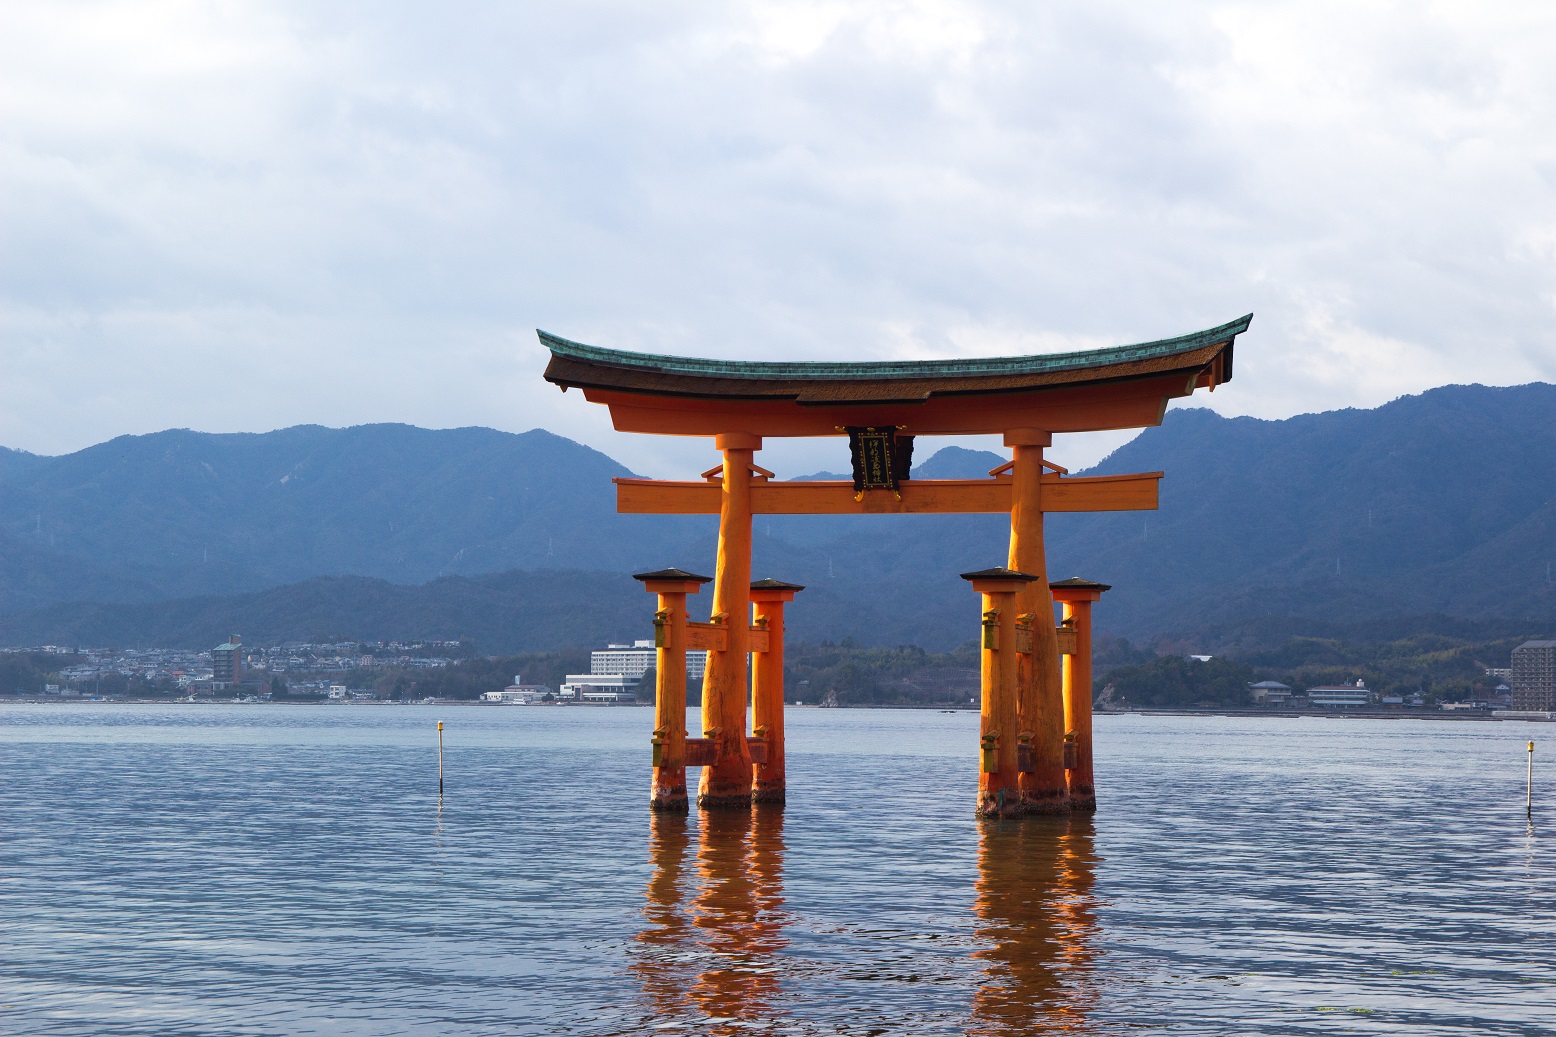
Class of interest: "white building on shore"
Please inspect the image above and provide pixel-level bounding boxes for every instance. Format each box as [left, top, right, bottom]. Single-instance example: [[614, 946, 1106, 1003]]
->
[[558, 672, 640, 703], [481, 675, 552, 704], [557, 639, 708, 704], [590, 640, 707, 682], [1306, 680, 1372, 707]]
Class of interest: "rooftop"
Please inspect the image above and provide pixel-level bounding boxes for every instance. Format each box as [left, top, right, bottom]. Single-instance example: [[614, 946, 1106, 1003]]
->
[[1050, 577, 1113, 592], [632, 567, 713, 583], [542, 316, 1249, 390], [751, 578, 806, 591], [542, 316, 1252, 437], [960, 567, 1041, 582]]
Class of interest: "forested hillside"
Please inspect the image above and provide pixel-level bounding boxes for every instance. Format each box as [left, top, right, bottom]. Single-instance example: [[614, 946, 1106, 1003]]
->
[[1047, 381, 1556, 641], [2, 383, 1553, 651], [0, 425, 713, 613]]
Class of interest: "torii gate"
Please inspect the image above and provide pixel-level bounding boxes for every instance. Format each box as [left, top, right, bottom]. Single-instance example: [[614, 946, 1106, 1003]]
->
[[542, 314, 1251, 816]]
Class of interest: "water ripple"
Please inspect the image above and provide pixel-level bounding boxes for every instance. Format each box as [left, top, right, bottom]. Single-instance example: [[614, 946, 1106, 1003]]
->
[[0, 705, 1550, 1034]]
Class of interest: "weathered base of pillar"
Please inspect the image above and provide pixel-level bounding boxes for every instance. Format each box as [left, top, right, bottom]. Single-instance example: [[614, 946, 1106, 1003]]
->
[[650, 768, 689, 812], [1067, 785, 1097, 812], [1021, 792, 1072, 815], [650, 781, 689, 812], [977, 789, 1022, 818], [751, 779, 786, 804], [697, 791, 753, 810], [1022, 767, 1071, 815]]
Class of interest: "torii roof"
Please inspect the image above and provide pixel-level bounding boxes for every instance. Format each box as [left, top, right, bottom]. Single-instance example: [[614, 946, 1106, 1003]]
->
[[1050, 577, 1113, 592], [960, 567, 1042, 583], [632, 568, 712, 584], [541, 315, 1250, 437], [751, 578, 806, 591]]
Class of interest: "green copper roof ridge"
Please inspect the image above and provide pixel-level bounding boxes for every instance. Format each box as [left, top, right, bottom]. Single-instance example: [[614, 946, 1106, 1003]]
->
[[540, 314, 1250, 381]]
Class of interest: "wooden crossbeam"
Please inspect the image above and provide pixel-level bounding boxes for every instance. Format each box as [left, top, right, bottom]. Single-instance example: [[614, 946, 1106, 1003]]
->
[[684, 737, 717, 767], [615, 472, 1161, 516], [1014, 733, 1079, 772], [1012, 625, 1078, 656], [682, 622, 770, 652], [685, 622, 727, 652], [683, 736, 769, 767], [688, 618, 1064, 656]]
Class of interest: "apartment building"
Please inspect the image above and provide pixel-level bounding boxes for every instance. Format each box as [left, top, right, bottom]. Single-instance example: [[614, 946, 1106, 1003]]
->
[[1511, 640, 1556, 711]]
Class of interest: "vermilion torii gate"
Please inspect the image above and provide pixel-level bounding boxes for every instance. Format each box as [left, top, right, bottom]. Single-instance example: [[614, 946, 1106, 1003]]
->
[[542, 314, 1251, 815]]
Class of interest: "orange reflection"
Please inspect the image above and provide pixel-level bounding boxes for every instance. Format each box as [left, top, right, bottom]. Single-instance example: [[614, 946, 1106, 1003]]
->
[[633, 806, 788, 1032], [968, 814, 1100, 1034], [634, 811, 695, 1019]]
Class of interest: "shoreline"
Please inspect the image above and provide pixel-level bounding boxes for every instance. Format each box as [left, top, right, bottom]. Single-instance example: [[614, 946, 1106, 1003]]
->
[[1095, 706, 1555, 723], [2, 696, 1551, 722]]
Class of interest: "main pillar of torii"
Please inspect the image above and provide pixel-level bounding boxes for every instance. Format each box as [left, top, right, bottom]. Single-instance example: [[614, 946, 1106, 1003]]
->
[[541, 315, 1251, 810]]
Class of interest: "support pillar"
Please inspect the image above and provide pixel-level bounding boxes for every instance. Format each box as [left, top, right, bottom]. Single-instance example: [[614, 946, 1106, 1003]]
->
[[635, 568, 713, 812], [1005, 428, 1069, 814], [698, 432, 760, 809], [962, 567, 1039, 818], [750, 578, 803, 804], [1051, 578, 1110, 812]]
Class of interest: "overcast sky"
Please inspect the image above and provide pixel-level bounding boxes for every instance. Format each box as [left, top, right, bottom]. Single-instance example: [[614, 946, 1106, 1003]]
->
[[4, 1, 1554, 477]]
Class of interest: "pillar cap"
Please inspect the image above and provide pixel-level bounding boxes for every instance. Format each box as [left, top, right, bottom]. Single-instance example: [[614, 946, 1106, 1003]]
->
[[751, 578, 805, 591], [1002, 428, 1052, 447], [715, 432, 762, 451], [1050, 576, 1111, 591], [750, 577, 804, 602], [1050, 576, 1110, 602], [961, 567, 1041, 594], [634, 568, 712, 594]]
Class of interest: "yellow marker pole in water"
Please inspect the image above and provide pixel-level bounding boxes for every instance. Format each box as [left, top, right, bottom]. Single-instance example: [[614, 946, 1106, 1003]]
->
[[1529, 741, 1535, 818], [438, 721, 445, 799]]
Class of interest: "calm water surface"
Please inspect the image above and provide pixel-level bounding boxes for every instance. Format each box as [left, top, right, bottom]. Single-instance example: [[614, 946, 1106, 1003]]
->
[[0, 704, 1551, 1035]]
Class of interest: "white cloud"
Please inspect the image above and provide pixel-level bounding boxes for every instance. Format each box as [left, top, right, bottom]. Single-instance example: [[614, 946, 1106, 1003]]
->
[[2, 0, 1553, 477]]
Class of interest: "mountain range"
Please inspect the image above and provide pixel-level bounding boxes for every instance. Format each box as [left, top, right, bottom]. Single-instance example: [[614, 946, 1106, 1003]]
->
[[2, 382, 1553, 651]]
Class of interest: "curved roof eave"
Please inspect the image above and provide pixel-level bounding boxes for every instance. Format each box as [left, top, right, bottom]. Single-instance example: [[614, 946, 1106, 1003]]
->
[[539, 314, 1251, 384]]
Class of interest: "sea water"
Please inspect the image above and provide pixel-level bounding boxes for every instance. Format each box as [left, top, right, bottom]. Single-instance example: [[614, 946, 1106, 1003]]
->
[[0, 704, 1551, 1035]]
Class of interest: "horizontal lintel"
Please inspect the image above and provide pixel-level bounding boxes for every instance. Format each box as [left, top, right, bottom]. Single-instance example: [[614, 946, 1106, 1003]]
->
[[615, 473, 1161, 516]]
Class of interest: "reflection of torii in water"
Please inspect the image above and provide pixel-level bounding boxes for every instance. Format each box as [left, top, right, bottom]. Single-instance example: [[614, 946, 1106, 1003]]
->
[[631, 808, 788, 1034], [969, 814, 1101, 1034], [631, 806, 1100, 1033]]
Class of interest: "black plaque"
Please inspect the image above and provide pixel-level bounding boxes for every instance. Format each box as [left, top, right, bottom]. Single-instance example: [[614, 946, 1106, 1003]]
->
[[845, 426, 910, 493]]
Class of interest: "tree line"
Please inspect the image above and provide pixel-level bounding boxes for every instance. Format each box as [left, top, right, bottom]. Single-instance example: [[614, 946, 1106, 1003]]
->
[[368, 631, 1532, 710], [1096, 633, 1528, 708], [6, 627, 1535, 711]]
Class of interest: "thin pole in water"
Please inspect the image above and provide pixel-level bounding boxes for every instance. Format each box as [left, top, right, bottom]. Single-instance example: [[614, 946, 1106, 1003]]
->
[[1529, 741, 1535, 818], [438, 721, 445, 799]]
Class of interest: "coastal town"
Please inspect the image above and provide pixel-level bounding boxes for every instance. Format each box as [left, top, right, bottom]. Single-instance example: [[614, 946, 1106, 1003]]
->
[[4, 636, 1553, 719], [1, 639, 464, 701]]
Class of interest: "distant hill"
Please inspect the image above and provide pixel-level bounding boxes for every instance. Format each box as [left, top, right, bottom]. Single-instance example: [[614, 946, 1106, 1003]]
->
[[0, 564, 975, 655], [2, 384, 1553, 651], [747, 383, 1556, 646], [1046, 382, 1556, 644], [0, 424, 714, 613], [0, 570, 644, 655]]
